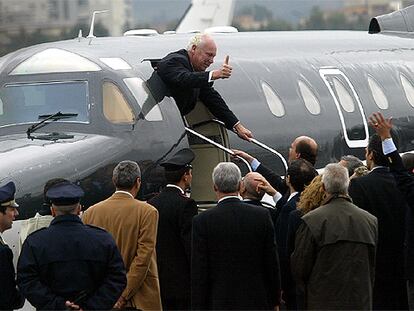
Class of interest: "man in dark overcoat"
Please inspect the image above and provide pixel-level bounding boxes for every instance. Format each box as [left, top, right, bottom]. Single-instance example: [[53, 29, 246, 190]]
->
[[369, 112, 414, 309], [17, 182, 126, 310], [157, 33, 252, 141], [148, 148, 198, 310], [349, 133, 409, 310], [0, 181, 25, 310], [191, 162, 281, 310]]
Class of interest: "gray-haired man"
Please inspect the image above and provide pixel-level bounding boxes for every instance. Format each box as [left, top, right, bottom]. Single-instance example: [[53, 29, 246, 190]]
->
[[157, 33, 252, 140], [291, 163, 378, 310], [83, 161, 161, 310], [191, 162, 281, 310]]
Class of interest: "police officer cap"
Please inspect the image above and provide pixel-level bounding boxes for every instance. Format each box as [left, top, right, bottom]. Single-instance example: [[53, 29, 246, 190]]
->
[[160, 148, 195, 171], [0, 181, 19, 208], [46, 182, 84, 206]]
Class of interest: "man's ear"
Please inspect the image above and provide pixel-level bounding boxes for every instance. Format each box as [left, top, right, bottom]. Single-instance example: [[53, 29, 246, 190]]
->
[[50, 206, 57, 217], [239, 181, 246, 195], [213, 184, 218, 192]]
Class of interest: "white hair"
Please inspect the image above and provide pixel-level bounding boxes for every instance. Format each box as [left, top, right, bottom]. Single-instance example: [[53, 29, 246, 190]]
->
[[212, 162, 241, 193], [186, 33, 209, 50], [322, 163, 349, 195]]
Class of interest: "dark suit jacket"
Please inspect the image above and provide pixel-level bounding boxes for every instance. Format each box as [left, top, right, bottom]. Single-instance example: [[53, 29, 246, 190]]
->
[[147, 186, 198, 308], [0, 242, 24, 310], [191, 198, 281, 310], [243, 199, 277, 227], [156, 49, 239, 129], [349, 167, 408, 310], [386, 150, 414, 279]]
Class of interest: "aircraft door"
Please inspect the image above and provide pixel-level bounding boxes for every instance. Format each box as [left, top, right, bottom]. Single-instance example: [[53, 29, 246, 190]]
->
[[319, 68, 369, 148]]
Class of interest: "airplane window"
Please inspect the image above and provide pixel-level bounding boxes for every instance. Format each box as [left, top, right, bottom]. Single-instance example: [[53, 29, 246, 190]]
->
[[123, 77, 163, 121], [261, 81, 285, 117], [10, 48, 101, 75], [400, 74, 414, 108], [332, 77, 355, 113], [100, 58, 132, 70], [103, 82, 135, 124], [368, 76, 388, 110], [298, 80, 320, 115], [0, 81, 89, 127]]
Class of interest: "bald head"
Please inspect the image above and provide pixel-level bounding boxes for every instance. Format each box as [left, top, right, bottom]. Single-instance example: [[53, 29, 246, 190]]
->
[[187, 34, 217, 72], [241, 172, 265, 201], [289, 136, 318, 165]]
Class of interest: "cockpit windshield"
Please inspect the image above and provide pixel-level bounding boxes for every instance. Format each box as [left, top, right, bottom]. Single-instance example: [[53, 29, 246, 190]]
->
[[0, 81, 89, 127]]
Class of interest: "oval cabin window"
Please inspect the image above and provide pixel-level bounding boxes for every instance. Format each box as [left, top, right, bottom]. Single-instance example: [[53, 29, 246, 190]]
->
[[400, 74, 414, 108], [261, 81, 285, 117], [298, 80, 321, 115], [332, 77, 355, 113], [368, 76, 388, 110]]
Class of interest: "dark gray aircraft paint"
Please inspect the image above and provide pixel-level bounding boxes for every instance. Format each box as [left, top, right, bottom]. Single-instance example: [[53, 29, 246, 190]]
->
[[1, 27, 414, 218]]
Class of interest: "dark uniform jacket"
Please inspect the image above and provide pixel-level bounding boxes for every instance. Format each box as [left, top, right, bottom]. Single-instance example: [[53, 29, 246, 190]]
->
[[147, 186, 198, 309], [349, 167, 408, 310], [17, 215, 126, 310], [291, 196, 378, 310], [0, 241, 24, 310], [191, 197, 281, 310], [156, 49, 239, 129]]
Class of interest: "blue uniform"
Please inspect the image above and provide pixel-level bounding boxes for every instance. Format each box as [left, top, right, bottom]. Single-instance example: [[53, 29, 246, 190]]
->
[[17, 214, 126, 310], [0, 242, 24, 310]]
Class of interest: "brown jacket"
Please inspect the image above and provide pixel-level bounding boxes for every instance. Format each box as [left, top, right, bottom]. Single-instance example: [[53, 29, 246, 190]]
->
[[83, 192, 162, 310]]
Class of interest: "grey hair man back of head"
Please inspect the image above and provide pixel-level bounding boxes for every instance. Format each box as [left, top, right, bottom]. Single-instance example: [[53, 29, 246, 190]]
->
[[322, 163, 349, 195], [113, 160, 141, 190], [212, 162, 241, 194]]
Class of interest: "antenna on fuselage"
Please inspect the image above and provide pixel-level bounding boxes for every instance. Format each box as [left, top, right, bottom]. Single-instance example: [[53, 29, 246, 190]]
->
[[77, 29, 83, 42], [87, 10, 109, 45]]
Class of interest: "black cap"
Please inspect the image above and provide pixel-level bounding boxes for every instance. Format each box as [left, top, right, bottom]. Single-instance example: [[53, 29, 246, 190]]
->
[[0, 181, 18, 208], [160, 148, 195, 171], [46, 182, 84, 206]]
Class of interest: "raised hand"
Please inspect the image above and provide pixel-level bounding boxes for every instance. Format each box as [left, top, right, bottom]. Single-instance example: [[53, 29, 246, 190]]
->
[[368, 112, 392, 140], [212, 55, 232, 80]]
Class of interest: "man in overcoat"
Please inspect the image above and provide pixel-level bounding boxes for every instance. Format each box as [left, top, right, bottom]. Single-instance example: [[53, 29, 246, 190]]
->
[[349, 133, 409, 310], [148, 148, 198, 309], [191, 162, 281, 310], [82, 160, 162, 310], [292, 164, 378, 310], [0, 181, 25, 310]]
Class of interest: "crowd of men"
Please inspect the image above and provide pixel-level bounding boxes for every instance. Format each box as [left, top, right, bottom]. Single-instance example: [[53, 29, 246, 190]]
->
[[1, 33, 414, 310], [1, 112, 413, 310]]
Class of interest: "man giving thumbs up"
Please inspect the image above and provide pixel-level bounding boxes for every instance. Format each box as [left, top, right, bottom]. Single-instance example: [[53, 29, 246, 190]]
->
[[157, 33, 253, 141]]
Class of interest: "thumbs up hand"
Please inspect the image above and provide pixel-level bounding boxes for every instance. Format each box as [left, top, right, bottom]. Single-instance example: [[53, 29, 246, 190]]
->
[[212, 55, 232, 80]]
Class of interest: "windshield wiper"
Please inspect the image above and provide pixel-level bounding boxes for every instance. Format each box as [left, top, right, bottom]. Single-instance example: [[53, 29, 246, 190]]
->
[[27, 112, 78, 140]]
